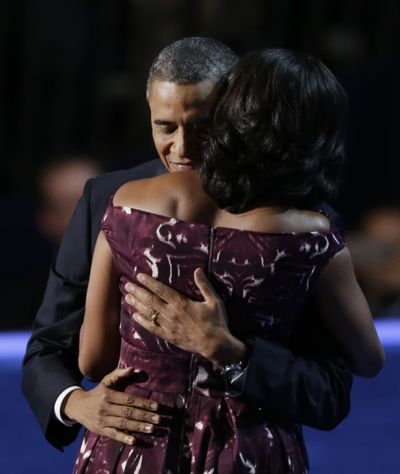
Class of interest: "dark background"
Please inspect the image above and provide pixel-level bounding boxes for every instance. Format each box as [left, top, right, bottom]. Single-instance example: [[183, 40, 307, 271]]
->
[[1, 0, 399, 328], [1, 0, 399, 218]]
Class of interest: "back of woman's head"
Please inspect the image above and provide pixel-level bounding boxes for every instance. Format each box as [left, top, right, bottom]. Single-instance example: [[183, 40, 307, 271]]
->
[[200, 48, 348, 213]]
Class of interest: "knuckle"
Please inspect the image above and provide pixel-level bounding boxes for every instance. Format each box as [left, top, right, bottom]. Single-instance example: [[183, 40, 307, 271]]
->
[[123, 406, 133, 418], [133, 408, 145, 420], [96, 406, 106, 419], [128, 394, 142, 408], [128, 408, 138, 420], [125, 394, 135, 405], [118, 418, 127, 430], [145, 294, 155, 306], [135, 397, 145, 409], [156, 283, 165, 297], [96, 405, 106, 417]]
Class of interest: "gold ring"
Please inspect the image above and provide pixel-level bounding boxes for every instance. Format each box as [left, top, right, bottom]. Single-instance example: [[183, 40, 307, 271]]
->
[[149, 310, 159, 325]]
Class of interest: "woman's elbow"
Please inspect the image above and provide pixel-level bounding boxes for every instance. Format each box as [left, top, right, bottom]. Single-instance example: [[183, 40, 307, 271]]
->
[[78, 356, 103, 382]]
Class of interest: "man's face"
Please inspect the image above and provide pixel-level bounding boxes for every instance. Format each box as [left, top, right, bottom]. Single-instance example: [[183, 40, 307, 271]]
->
[[148, 80, 217, 172]]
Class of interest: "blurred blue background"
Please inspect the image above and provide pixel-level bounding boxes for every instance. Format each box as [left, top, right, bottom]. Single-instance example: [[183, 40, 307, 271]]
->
[[1, 323, 399, 473]]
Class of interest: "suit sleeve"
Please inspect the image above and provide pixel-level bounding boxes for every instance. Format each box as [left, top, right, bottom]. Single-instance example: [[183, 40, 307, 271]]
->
[[241, 337, 352, 430], [21, 161, 165, 450], [21, 179, 95, 450]]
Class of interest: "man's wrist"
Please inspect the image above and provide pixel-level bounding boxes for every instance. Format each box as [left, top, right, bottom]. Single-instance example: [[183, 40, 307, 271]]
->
[[55, 386, 84, 426], [205, 331, 248, 367]]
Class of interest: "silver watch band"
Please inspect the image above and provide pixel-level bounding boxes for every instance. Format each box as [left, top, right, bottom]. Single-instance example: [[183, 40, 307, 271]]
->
[[220, 339, 253, 396]]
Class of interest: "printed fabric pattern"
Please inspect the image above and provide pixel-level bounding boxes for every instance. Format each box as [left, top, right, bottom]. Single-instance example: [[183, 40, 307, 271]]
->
[[73, 202, 345, 474]]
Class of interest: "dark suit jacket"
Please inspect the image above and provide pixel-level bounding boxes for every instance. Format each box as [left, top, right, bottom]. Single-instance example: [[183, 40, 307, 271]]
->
[[22, 159, 352, 450]]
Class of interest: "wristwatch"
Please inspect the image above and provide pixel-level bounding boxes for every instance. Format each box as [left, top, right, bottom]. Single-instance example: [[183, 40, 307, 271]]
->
[[220, 339, 254, 395], [220, 359, 247, 384]]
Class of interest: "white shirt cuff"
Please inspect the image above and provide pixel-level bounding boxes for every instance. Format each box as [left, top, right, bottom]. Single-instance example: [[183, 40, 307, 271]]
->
[[54, 386, 83, 426]]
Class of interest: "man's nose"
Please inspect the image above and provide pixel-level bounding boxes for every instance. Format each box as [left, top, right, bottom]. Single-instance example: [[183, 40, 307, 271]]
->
[[173, 128, 189, 158]]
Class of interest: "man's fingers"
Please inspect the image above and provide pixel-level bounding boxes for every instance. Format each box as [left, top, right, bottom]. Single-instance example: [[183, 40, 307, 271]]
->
[[106, 387, 158, 412], [137, 273, 169, 298], [133, 274, 176, 303], [101, 427, 135, 445], [101, 367, 134, 387], [105, 416, 156, 434], [125, 283, 167, 314], [128, 296, 161, 320], [132, 312, 167, 337], [104, 404, 160, 424], [193, 268, 219, 302]]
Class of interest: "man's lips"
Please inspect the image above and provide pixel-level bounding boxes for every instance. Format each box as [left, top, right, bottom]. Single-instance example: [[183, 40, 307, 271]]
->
[[170, 161, 195, 171]]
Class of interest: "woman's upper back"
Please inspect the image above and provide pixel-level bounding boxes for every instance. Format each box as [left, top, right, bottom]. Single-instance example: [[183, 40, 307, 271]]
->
[[113, 171, 332, 235], [104, 172, 344, 349]]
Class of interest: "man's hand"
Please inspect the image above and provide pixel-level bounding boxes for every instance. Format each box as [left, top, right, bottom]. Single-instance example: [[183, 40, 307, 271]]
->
[[125, 268, 247, 367], [63, 367, 160, 445]]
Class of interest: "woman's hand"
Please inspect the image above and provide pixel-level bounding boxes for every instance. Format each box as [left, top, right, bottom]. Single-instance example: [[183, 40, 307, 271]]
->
[[125, 269, 247, 367]]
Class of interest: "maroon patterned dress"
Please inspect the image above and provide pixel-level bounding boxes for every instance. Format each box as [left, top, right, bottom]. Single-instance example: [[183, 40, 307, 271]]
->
[[73, 202, 344, 474]]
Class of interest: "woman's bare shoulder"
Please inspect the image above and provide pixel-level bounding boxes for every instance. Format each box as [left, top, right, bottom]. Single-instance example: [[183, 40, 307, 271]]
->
[[280, 209, 332, 233], [112, 171, 202, 216]]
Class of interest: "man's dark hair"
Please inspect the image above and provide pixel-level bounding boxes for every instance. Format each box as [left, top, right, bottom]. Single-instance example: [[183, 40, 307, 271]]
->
[[200, 48, 348, 213], [146, 37, 238, 99]]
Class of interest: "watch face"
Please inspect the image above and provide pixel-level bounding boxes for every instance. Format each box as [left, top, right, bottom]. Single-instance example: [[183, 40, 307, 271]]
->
[[223, 363, 244, 383]]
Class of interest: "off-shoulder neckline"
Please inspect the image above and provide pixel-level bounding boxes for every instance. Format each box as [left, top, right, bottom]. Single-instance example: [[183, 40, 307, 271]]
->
[[108, 200, 342, 238]]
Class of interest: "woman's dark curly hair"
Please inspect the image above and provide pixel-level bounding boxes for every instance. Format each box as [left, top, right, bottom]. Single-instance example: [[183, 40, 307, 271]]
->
[[200, 48, 348, 213]]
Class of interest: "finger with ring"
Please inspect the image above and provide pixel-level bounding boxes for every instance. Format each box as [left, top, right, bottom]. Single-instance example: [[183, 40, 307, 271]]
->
[[149, 310, 159, 325]]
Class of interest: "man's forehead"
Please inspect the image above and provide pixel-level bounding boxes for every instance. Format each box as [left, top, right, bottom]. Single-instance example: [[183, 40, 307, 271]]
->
[[149, 80, 217, 106]]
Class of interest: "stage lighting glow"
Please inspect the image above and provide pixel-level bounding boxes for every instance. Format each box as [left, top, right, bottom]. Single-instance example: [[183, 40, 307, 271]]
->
[[0, 319, 399, 360]]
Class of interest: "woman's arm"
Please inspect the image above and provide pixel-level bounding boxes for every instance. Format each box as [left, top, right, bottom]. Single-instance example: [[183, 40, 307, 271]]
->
[[316, 246, 385, 377], [78, 231, 121, 381]]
